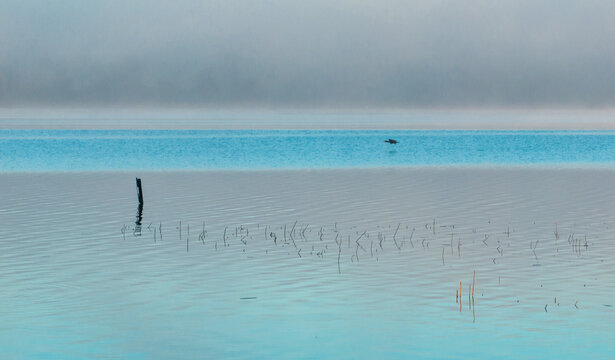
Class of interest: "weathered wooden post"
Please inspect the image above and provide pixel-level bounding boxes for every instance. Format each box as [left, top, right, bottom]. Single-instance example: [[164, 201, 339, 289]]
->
[[136, 178, 144, 204], [135, 178, 144, 236]]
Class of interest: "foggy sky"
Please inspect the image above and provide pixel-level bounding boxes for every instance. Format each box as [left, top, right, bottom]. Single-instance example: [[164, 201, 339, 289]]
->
[[2, 0, 615, 108]]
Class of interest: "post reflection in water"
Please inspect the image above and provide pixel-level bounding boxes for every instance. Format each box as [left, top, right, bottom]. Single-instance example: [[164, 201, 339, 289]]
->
[[134, 202, 143, 236]]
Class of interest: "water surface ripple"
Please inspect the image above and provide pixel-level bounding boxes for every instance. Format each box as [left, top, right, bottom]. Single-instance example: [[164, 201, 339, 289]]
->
[[1, 169, 614, 359], [2, 130, 615, 171]]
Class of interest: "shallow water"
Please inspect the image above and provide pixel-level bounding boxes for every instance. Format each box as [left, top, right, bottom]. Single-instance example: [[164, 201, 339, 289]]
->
[[1, 168, 614, 359], [3, 130, 615, 171]]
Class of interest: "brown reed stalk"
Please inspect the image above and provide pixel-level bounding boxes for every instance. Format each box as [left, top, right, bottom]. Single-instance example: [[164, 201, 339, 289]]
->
[[290, 220, 297, 239], [199, 222, 206, 244], [442, 247, 445, 265], [468, 284, 471, 305], [393, 224, 401, 250], [291, 231, 297, 249], [338, 247, 341, 274], [356, 231, 366, 252], [472, 270, 475, 298]]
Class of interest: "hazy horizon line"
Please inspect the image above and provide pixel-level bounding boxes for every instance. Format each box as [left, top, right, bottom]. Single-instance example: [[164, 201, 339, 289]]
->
[[2, 106, 615, 130]]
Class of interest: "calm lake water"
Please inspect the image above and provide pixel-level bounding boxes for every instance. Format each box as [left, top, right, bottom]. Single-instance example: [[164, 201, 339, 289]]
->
[[1, 131, 614, 359], [2, 130, 615, 171]]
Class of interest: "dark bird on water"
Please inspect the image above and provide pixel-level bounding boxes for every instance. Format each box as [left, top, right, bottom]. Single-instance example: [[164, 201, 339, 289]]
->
[[384, 139, 399, 144]]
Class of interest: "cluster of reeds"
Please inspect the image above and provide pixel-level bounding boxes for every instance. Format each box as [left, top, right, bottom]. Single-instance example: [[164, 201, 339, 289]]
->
[[456, 271, 476, 311], [121, 217, 593, 316]]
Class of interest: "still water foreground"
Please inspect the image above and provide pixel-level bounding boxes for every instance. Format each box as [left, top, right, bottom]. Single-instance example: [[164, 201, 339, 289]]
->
[[1, 168, 614, 359]]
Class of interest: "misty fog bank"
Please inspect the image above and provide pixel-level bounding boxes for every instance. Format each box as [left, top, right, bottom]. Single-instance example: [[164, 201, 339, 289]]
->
[[2, 1, 615, 107]]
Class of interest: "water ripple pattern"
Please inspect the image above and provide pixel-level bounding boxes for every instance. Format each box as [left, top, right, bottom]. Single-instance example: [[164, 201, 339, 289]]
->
[[1, 169, 614, 359]]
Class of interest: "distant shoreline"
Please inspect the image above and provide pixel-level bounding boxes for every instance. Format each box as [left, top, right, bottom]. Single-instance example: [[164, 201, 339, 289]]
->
[[2, 108, 615, 130]]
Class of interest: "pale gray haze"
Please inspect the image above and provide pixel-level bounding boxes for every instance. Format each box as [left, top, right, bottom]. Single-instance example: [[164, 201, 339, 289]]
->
[[1, 0, 615, 108]]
